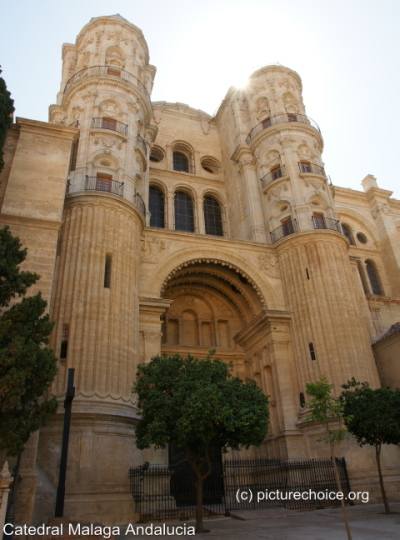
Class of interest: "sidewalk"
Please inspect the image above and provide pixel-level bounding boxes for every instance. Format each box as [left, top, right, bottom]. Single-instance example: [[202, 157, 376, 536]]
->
[[121, 503, 400, 539]]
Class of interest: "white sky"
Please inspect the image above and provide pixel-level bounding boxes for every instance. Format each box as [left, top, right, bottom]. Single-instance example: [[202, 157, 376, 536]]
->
[[1, 0, 399, 199]]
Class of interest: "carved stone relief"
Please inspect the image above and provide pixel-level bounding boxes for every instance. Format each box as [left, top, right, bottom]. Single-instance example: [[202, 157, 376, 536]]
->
[[258, 253, 279, 277], [141, 236, 166, 263], [93, 136, 124, 150]]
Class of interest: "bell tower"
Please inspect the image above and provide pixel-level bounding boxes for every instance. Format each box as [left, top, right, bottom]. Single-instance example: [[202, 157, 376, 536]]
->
[[37, 16, 157, 524]]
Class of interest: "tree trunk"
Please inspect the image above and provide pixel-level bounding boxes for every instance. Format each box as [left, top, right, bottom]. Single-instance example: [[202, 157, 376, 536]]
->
[[375, 443, 390, 514], [195, 473, 204, 533], [331, 444, 352, 540], [185, 447, 212, 534]]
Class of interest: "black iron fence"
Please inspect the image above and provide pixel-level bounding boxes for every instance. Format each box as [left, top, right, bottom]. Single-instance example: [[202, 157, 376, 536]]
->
[[246, 113, 320, 144], [85, 176, 124, 196], [64, 65, 151, 105], [91, 117, 128, 135], [261, 165, 286, 188], [270, 219, 299, 244], [129, 457, 351, 522], [312, 216, 342, 232], [298, 162, 327, 177]]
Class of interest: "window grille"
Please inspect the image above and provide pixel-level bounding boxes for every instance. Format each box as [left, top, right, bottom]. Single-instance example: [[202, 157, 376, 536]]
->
[[149, 186, 165, 228], [174, 192, 194, 232], [173, 151, 189, 172], [366, 260, 383, 295], [341, 224, 355, 245], [204, 196, 223, 236]]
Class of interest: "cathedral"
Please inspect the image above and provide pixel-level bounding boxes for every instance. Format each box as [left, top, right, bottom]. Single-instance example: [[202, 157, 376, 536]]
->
[[1, 14, 399, 526]]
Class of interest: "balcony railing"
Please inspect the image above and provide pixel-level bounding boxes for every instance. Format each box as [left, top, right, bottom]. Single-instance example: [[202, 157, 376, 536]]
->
[[298, 162, 327, 177], [270, 219, 299, 244], [133, 193, 146, 216], [64, 65, 151, 104], [85, 176, 124, 197], [312, 216, 342, 232], [91, 117, 128, 135], [247, 113, 320, 144], [136, 134, 147, 156], [261, 165, 286, 188]]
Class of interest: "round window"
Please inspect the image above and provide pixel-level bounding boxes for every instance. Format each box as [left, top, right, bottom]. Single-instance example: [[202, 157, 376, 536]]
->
[[356, 233, 367, 244], [150, 146, 165, 163]]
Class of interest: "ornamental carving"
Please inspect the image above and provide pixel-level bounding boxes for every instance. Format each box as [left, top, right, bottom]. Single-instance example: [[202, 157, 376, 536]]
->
[[106, 31, 129, 45], [267, 182, 289, 200], [303, 178, 325, 191], [95, 30, 104, 45], [82, 90, 98, 102], [258, 253, 279, 276], [141, 236, 166, 263], [51, 111, 67, 125], [200, 117, 210, 135], [127, 99, 140, 114], [93, 136, 123, 150], [67, 55, 77, 76]]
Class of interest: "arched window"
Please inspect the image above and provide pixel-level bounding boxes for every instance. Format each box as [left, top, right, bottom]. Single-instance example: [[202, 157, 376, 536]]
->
[[174, 191, 194, 232], [204, 196, 223, 236], [341, 223, 355, 245], [173, 151, 189, 172], [149, 185, 165, 228], [365, 260, 383, 295]]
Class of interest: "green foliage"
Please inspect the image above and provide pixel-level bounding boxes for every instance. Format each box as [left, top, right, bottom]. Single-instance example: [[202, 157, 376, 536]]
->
[[0, 226, 39, 307], [340, 378, 400, 447], [0, 227, 57, 456], [340, 378, 400, 514], [133, 352, 269, 453], [305, 376, 350, 446], [0, 67, 15, 172]]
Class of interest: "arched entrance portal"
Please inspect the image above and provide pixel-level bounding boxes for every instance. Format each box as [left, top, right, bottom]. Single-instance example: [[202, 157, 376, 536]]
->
[[160, 260, 266, 376], [139, 259, 299, 460]]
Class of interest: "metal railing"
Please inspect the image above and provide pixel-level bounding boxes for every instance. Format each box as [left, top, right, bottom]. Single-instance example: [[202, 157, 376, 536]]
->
[[298, 162, 327, 177], [312, 216, 342, 232], [133, 193, 146, 216], [247, 113, 320, 144], [129, 457, 351, 521], [261, 165, 286, 188], [136, 134, 147, 156], [270, 219, 299, 244], [91, 117, 128, 135], [85, 176, 124, 196], [64, 65, 151, 104]]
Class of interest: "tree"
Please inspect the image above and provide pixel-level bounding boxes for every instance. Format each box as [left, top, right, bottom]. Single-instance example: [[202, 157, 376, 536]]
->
[[305, 376, 352, 540], [340, 379, 400, 514], [0, 226, 58, 456], [133, 352, 269, 533], [0, 67, 14, 173]]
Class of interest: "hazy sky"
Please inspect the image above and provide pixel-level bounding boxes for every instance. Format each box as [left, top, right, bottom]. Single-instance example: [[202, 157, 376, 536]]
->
[[1, 0, 399, 199]]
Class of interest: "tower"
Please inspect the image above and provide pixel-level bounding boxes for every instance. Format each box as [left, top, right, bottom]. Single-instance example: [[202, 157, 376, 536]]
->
[[38, 15, 157, 523]]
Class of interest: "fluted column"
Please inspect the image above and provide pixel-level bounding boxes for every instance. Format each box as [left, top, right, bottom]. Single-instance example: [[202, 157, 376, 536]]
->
[[276, 230, 381, 392], [51, 193, 143, 405]]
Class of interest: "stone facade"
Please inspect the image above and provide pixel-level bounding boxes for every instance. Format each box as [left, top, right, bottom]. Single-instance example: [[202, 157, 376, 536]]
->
[[1, 13, 400, 526]]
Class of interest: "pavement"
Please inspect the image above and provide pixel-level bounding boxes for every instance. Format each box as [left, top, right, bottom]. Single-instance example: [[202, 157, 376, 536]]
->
[[120, 503, 400, 539]]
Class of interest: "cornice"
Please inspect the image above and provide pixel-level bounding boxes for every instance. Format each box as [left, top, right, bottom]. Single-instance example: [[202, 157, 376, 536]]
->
[[0, 213, 61, 230], [152, 101, 213, 122], [16, 117, 78, 142]]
